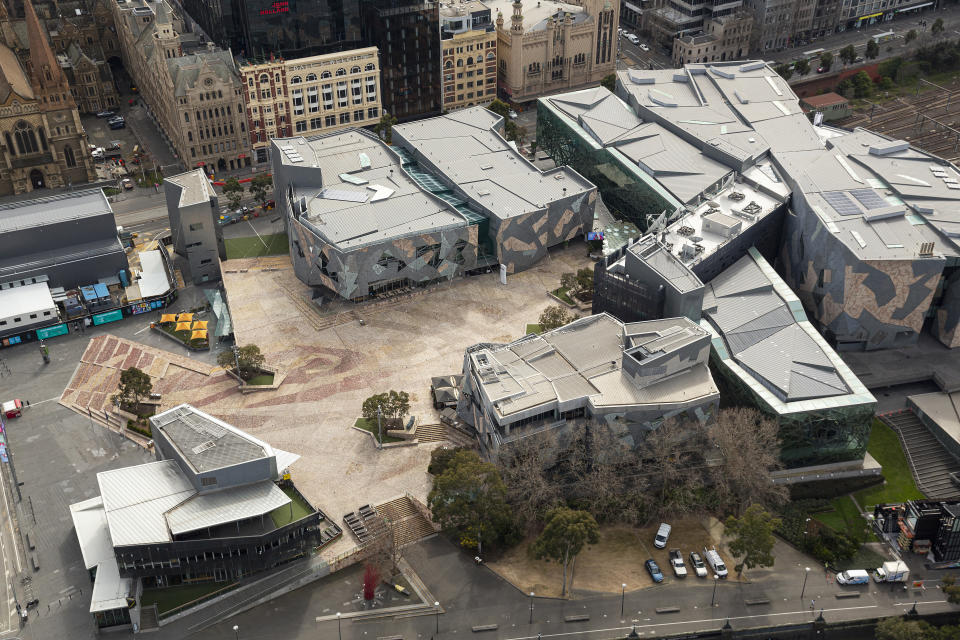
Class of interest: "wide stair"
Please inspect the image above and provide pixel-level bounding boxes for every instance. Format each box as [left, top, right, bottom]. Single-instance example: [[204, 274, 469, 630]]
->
[[139, 604, 160, 632], [882, 410, 960, 500], [375, 496, 437, 547], [415, 423, 476, 447]]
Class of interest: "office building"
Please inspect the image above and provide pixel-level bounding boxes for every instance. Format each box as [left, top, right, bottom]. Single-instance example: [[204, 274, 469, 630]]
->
[[491, 0, 618, 103], [70, 404, 338, 630], [799, 92, 849, 122], [459, 312, 720, 455], [239, 47, 381, 166], [272, 106, 596, 301], [671, 12, 752, 66], [164, 169, 225, 284], [646, 0, 743, 53], [440, 0, 497, 111]]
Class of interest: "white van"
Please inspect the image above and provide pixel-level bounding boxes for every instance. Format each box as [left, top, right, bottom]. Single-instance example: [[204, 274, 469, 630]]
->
[[703, 546, 728, 578], [654, 523, 671, 548], [836, 569, 870, 585]]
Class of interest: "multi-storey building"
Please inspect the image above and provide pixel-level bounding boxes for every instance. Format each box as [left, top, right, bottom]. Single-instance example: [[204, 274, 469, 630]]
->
[[0, 0, 96, 193], [178, 0, 439, 121], [111, 0, 251, 171], [239, 47, 381, 166], [672, 12, 752, 65], [164, 169, 225, 284], [745, 0, 803, 52], [810, 0, 842, 38], [440, 0, 497, 111], [647, 0, 743, 54], [59, 43, 120, 115], [491, 0, 618, 103], [839, 0, 936, 31]]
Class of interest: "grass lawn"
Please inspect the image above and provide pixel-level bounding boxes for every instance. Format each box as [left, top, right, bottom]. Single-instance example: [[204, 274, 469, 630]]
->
[[551, 287, 574, 305], [141, 581, 236, 615], [832, 544, 888, 573], [354, 417, 404, 444], [815, 496, 876, 542], [245, 373, 274, 386], [525, 323, 542, 335], [270, 485, 314, 528], [854, 419, 926, 509], [224, 233, 288, 259]]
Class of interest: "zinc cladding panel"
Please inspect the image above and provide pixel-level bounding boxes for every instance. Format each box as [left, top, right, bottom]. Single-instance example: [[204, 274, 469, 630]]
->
[[443, 106, 501, 130], [166, 481, 292, 536], [553, 374, 598, 402], [585, 94, 643, 129], [529, 351, 576, 379], [547, 318, 624, 371], [0, 190, 110, 233], [552, 87, 612, 109], [705, 292, 783, 335], [709, 254, 773, 298], [582, 116, 632, 145], [98, 461, 193, 512], [722, 305, 794, 353], [591, 364, 715, 406], [499, 378, 557, 414]]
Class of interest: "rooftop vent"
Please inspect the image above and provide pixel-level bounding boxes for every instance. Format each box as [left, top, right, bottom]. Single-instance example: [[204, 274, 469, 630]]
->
[[918, 241, 935, 256]]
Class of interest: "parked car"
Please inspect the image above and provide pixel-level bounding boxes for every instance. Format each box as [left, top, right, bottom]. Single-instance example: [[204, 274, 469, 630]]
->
[[109, 119, 126, 130], [836, 570, 870, 585], [654, 522, 671, 548], [508, 110, 518, 119], [639, 43, 650, 52], [627, 34, 640, 45], [2, 399, 23, 419], [816, 66, 828, 73], [668, 550, 687, 578], [91, 147, 105, 160], [688, 551, 708, 578], [121, 178, 134, 191], [95, 110, 116, 118], [703, 546, 728, 578], [106, 141, 122, 151], [645, 559, 664, 583]]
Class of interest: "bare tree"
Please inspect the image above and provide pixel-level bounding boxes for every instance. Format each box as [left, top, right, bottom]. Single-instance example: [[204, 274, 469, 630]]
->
[[497, 434, 562, 533], [641, 418, 709, 519], [707, 408, 788, 515], [367, 517, 403, 578]]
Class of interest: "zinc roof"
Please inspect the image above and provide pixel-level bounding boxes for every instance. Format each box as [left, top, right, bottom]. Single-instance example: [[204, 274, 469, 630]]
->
[[151, 404, 270, 474], [0, 189, 112, 233], [166, 481, 291, 536], [98, 460, 195, 546]]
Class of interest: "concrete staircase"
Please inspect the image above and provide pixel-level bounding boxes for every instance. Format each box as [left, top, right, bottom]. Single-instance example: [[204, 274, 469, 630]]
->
[[415, 423, 476, 447], [139, 604, 159, 632], [882, 410, 960, 500], [375, 497, 437, 547]]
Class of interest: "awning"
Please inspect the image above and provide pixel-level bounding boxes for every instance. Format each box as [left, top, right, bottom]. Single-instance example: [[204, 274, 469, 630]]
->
[[175, 322, 191, 331], [190, 330, 207, 340], [898, 2, 932, 10], [192, 320, 208, 330], [176, 313, 193, 322], [160, 314, 177, 323]]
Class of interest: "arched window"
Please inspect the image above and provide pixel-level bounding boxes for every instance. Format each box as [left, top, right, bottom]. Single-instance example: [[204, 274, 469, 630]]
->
[[4, 132, 14, 156], [445, 60, 453, 69], [64, 145, 76, 167], [335, 68, 346, 76], [486, 52, 495, 60], [291, 76, 302, 84], [306, 73, 317, 81], [320, 71, 331, 79], [467, 56, 473, 65], [456, 59, 463, 67], [14, 121, 38, 155], [259, 74, 269, 84], [364, 63, 375, 71], [351, 65, 361, 73]]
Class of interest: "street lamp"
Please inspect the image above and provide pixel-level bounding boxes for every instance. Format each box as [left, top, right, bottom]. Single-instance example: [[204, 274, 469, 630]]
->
[[801, 566, 811, 600], [435, 601, 440, 634], [529, 592, 535, 624], [621, 583, 627, 617], [336, 612, 342, 640], [232, 624, 239, 640], [711, 574, 719, 607]]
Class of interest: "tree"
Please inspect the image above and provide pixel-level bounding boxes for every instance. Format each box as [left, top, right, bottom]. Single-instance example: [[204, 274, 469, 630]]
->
[[249, 174, 273, 208], [601, 73, 616, 92], [874, 617, 935, 640], [794, 58, 811, 76], [361, 390, 411, 428], [707, 408, 788, 515], [496, 433, 562, 533], [932, 18, 944, 38], [839, 44, 857, 65], [724, 504, 781, 577], [560, 272, 578, 293], [866, 39, 879, 60], [373, 112, 398, 144], [217, 344, 265, 380], [428, 449, 516, 553], [504, 121, 527, 144], [114, 366, 152, 411], [486, 98, 511, 119], [905, 29, 918, 46], [774, 64, 793, 80], [531, 507, 599, 596], [941, 574, 960, 604], [851, 70, 873, 98], [538, 305, 577, 331], [429, 446, 467, 476], [222, 176, 244, 211], [819, 51, 833, 72]]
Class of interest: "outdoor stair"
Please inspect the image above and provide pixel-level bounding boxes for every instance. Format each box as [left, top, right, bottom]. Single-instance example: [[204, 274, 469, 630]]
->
[[415, 423, 476, 447], [375, 496, 436, 547], [882, 410, 960, 500], [139, 604, 159, 631]]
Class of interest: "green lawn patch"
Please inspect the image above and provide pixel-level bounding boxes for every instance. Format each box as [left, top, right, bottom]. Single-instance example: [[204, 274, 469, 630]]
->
[[551, 287, 574, 305], [270, 485, 314, 528], [815, 496, 876, 542], [854, 419, 925, 508], [525, 323, 542, 335], [224, 233, 288, 259], [831, 543, 888, 573], [354, 417, 403, 444], [142, 582, 236, 615], [246, 373, 274, 386]]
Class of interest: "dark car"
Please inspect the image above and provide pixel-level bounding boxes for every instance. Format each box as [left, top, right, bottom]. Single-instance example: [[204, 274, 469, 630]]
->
[[96, 110, 116, 118], [109, 119, 126, 130], [645, 559, 664, 583]]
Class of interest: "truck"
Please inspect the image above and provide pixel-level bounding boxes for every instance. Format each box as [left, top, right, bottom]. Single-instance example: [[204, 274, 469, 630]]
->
[[874, 560, 910, 583]]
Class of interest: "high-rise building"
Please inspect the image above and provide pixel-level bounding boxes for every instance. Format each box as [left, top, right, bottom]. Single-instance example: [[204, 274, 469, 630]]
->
[[647, 0, 742, 53], [440, 0, 497, 111]]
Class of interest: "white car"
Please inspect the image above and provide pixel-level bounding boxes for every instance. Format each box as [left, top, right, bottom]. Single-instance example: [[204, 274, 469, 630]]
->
[[508, 110, 518, 119], [654, 522, 671, 548], [639, 43, 650, 51], [688, 551, 709, 578], [668, 550, 687, 578]]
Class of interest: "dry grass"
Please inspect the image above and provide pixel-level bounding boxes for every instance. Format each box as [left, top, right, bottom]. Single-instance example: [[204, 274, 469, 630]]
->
[[488, 517, 741, 598]]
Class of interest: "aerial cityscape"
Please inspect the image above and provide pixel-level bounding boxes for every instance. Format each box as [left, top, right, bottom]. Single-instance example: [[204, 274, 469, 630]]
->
[[1, 0, 960, 638]]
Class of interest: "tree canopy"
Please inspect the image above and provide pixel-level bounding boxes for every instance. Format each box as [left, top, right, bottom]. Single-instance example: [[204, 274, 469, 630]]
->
[[725, 504, 781, 576], [794, 58, 811, 76], [865, 39, 879, 60], [373, 113, 398, 144], [531, 507, 599, 596], [601, 73, 616, 92], [932, 18, 944, 38], [115, 366, 153, 411], [217, 344, 266, 380], [361, 390, 411, 427], [222, 176, 244, 211], [905, 30, 918, 45], [428, 449, 516, 553], [819, 51, 833, 71], [249, 174, 273, 207], [774, 64, 793, 80], [487, 99, 511, 119], [538, 305, 577, 332], [839, 44, 857, 65]]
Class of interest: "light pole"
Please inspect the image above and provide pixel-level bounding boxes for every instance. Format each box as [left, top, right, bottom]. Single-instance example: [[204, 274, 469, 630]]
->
[[435, 601, 440, 634], [377, 403, 383, 450], [621, 583, 627, 617], [711, 574, 719, 607], [336, 612, 342, 640], [529, 592, 534, 624], [801, 566, 811, 600], [232, 624, 239, 640]]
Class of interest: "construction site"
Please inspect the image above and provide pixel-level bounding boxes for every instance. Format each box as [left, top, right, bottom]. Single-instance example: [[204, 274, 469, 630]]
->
[[840, 77, 960, 163]]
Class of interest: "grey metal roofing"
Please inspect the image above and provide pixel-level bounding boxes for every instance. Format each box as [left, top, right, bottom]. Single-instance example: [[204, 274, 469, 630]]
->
[[628, 236, 703, 293], [702, 251, 852, 402], [166, 481, 291, 536], [152, 404, 269, 474], [98, 460, 195, 546], [69, 496, 133, 613], [167, 169, 215, 208], [0, 189, 112, 233]]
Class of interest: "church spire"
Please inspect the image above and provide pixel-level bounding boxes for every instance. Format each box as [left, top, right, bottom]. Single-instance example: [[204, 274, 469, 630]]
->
[[24, 0, 66, 92]]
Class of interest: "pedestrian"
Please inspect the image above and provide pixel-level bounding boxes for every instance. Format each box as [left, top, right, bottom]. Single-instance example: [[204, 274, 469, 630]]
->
[[810, 599, 815, 610]]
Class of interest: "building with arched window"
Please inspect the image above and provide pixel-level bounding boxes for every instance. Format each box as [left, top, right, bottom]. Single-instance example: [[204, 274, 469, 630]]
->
[[0, 1, 96, 195], [441, 1, 498, 111]]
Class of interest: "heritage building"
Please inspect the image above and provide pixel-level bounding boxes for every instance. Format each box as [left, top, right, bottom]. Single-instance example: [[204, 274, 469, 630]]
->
[[440, 0, 498, 111]]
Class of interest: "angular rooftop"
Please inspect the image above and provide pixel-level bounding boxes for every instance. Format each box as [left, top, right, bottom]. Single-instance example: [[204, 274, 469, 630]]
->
[[0, 188, 112, 233], [166, 168, 216, 208]]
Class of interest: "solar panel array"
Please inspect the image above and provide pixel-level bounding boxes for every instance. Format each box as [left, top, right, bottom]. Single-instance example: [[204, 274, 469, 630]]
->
[[822, 191, 861, 217], [279, 145, 304, 164], [849, 188, 887, 210]]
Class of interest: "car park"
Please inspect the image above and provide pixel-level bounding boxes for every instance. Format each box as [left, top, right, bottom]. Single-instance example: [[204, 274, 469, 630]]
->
[[688, 551, 708, 578], [654, 522, 671, 548], [668, 550, 687, 578], [703, 546, 728, 578], [645, 559, 664, 583], [836, 569, 870, 585]]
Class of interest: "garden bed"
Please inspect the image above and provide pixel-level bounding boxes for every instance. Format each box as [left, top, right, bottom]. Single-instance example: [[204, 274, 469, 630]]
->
[[151, 323, 209, 351], [224, 365, 285, 393], [353, 417, 405, 444]]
